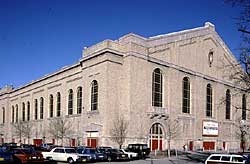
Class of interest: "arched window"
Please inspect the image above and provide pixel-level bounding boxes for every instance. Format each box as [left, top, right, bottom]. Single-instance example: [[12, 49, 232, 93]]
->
[[77, 87, 83, 114], [49, 94, 53, 118], [2, 107, 5, 124], [68, 89, 73, 115], [242, 94, 246, 120], [27, 101, 30, 121], [182, 77, 190, 113], [152, 68, 163, 107], [12, 106, 14, 123], [15, 104, 18, 123], [40, 97, 44, 119], [22, 102, 25, 121], [226, 89, 231, 120], [57, 92, 61, 117], [91, 80, 98, 111], [206, 84, 212, 117], [34, 99, 38, 120]]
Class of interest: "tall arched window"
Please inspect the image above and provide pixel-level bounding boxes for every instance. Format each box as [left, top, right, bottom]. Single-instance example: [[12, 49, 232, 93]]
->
[[27, 101, 30, 121], [22, 102, 25, 121], [12, 106, 14, 123], [206, 84, 212, 117], [152, 68, 163, 107], [68, 89, 73, 115], [57, 92, 61, 117], [77, 87, 83, 114], [49, 94, 53, 118], [2, 107, 5, 124], [242, 94, 246, 120], [40, 97, 44, 119], [91, 80, 98, 111], [226, 89, 231, 120], [15, 104, 18, 123], [34, 99, 38, 120], [182, 77, 190, 113]]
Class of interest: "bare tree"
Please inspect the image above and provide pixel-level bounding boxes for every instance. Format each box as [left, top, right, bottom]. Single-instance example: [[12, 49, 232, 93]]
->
[[12, 120, 25, 144], [22, 122, 33, 144], [234, 117, 250, 152], [164, 118, 180, 158], [225, 0, 250, 92], [110, 115, 128, 149], [47, 118, 73, 146]]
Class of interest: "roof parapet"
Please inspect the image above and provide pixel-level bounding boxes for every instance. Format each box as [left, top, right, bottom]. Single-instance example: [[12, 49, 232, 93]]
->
[[0, 85, 14, 95], [205, 22, 215, 31], [82, 39, 125, 57]]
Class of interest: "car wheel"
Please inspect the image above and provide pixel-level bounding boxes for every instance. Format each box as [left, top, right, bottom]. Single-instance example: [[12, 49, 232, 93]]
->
[[108, 156, 112, 162], [130, 155, 133, 159], [67, 157, 74, 164]]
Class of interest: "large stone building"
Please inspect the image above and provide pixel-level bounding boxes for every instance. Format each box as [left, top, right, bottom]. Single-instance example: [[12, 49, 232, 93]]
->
[[0, 22, 249, 151]]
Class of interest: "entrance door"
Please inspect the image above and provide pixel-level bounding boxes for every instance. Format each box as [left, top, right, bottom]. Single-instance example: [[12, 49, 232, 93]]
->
[[71, 138, 76, 147], [87, 138, 97, 148], [33, 139, 43, 146], [189, 141, 193, 151], [203, 141, 215, 150], [149, 123, 164, 151]]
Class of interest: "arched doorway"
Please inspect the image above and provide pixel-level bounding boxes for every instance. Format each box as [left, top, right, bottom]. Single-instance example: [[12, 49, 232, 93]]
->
[[149, 123, 164, 151]]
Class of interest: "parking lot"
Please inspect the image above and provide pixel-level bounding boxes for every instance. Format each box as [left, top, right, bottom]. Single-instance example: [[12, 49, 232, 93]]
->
[[54, 158, 203, 164]]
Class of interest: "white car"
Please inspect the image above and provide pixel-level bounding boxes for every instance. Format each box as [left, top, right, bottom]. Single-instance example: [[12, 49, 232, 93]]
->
[[42, 147, 88, 163], [120, 149, 138, 159], [205, 154, 245, 164]]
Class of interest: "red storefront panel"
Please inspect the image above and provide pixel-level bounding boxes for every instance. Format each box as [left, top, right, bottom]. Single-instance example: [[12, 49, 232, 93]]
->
[[203, 141, 215, 150]]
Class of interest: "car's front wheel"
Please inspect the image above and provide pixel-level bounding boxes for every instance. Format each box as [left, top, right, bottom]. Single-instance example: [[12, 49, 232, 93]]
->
[[67, 157, 74, 164]]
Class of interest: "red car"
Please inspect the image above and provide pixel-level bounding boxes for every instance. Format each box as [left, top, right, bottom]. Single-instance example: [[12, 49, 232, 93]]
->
[[12, 148, 45, 164]]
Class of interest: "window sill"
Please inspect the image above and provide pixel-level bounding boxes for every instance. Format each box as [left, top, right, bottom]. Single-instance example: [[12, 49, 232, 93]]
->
[[65, 114, 82, 118], [86, 110, 99, 115]]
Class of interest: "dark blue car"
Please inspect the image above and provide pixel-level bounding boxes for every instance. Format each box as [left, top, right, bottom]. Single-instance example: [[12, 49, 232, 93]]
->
[[0, 147, 14, 163], [77, 147, 107, 162]]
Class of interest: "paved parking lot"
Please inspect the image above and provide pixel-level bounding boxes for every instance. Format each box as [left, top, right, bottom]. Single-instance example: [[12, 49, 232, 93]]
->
[[55, 157, 203, 164]]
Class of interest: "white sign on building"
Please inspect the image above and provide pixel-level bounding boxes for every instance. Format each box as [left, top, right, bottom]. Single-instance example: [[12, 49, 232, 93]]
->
[[202, 121, 218, 137]]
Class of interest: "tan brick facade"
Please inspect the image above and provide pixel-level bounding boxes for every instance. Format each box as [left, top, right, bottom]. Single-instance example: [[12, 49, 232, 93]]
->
[[0, 22, 249, 151]]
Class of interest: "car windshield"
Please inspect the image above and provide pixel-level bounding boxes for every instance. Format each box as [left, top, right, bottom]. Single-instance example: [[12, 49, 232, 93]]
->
[[84, 149, 96, 154], [77, 149, 84, 154], [65, 148, 76, 153]]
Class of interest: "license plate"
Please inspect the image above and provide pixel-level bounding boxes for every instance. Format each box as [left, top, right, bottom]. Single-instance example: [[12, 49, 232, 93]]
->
[[0, 158, 4, 161], [82, 159, 86, 162], [122, 155, 125, 157], [32, 156, 37, 159]]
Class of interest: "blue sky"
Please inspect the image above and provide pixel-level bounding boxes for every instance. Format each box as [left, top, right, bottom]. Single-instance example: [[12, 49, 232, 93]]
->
[[0, 0, 242, 88]]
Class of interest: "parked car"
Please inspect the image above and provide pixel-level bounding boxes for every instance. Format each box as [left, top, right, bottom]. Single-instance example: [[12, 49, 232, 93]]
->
[[12, 148, 44, 164], [105, 148, 129, 161], [42, 147, 88, 164], [205, 154, 245, 164], [76, 147, 96, 162], [243, 154, 250, 164], [39, 143, 54, 151], [127, 144, 150, 159], [0, 146, 14, 163], [120, 149, 138, 159]]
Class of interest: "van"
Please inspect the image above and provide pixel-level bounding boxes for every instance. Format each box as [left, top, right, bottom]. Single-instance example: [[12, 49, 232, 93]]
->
[[205, 154, 245, 164]]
